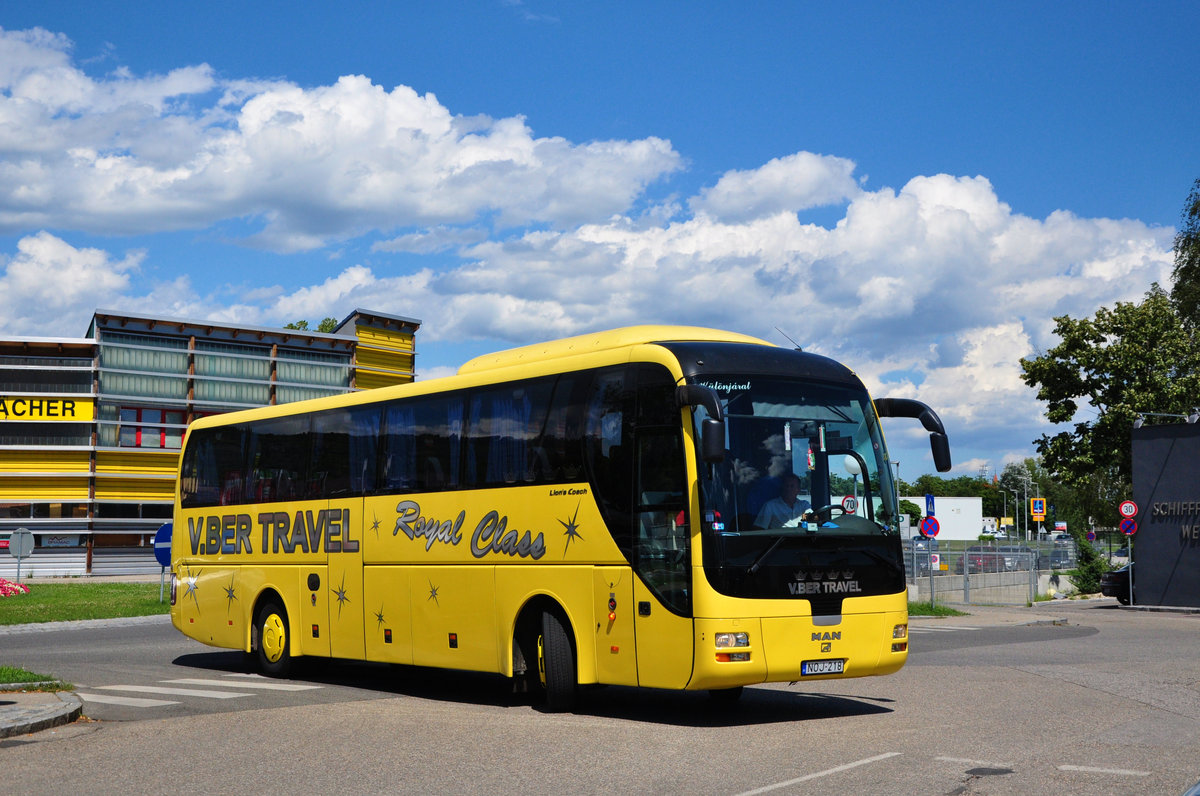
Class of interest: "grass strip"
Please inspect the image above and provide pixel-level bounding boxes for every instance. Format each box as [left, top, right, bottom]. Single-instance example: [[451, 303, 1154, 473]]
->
[[0, 582, 169, 626], [0, 664, 72, 691], [908, 600, 968, 617]]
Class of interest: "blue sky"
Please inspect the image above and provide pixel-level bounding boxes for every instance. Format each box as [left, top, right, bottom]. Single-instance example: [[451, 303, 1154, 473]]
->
[[1, 2, 1197, 480]]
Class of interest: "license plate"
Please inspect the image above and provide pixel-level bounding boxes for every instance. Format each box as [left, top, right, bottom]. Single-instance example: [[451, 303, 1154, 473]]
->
[[801, 658, 845, 676]]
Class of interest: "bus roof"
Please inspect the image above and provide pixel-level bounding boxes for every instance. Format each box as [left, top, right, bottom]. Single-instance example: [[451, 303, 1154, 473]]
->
[[456, 325, 772, 375]]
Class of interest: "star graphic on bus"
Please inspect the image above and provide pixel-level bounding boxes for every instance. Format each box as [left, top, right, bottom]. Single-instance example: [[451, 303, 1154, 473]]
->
[[370, 514, 382, 537], [331, 575, 351, 617], [375, 604, 386, 628], [224, 575, 238, 613], [559, 502, 584, 554], [182, 565, 202, 611], [428, 580, 440, 607]]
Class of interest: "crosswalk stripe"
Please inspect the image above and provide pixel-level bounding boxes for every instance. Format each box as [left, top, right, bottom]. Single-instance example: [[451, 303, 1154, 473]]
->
[[164, 678, 322, 691], [77, 693, 179, 707], [95, 684, 252, 699]]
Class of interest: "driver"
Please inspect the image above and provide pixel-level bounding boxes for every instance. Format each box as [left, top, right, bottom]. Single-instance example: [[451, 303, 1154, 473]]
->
[[754, 473, 811, 528]]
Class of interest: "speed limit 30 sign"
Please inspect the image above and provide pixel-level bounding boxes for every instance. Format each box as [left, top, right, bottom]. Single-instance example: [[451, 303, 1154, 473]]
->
[[1119, 500, 1138, 519]]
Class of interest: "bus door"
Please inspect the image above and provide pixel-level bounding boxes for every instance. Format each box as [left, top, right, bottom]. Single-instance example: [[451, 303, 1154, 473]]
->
[[631, 427, 694, 689], [325, 498, 365, 659]]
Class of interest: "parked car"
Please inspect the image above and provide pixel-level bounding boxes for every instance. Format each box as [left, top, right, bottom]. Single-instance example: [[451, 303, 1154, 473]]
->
[[910, 535, 939, 551], [1101, 563, 1134, 605], [997, 545, 1039, 571], [1049, 548, 1072, 569], [954, 545, 1005, 574]]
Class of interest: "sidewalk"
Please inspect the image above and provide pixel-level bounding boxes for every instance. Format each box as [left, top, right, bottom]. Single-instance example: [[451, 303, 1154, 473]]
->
[[0, 690, 82, 739]]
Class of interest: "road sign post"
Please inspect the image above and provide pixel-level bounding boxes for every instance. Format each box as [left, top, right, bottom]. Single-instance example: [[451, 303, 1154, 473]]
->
[[8, 526, 34, 583], [153, 522, 173, 602]]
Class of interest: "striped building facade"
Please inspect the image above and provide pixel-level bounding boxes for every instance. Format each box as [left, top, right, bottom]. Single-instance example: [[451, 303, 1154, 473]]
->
[[0, 308, 418, 574]]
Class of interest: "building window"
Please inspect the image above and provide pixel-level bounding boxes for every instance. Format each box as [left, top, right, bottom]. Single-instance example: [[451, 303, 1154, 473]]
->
[[119, 407, 185, 449]]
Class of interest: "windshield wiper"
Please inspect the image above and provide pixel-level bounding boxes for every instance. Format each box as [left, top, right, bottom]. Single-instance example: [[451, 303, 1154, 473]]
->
[[747, 536, 787, 575]]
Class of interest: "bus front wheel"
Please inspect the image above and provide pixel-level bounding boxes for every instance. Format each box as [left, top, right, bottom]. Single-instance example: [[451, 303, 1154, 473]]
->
[[255, 599, 291, 678], [539, 610, 576, 712]]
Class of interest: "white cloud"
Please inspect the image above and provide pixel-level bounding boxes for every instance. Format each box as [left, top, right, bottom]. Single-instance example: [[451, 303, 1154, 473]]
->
[[0, 231, 142, 333], [0, 26, 1179, 477], [0, 31, 682, 248], [690, 151, 860, 222]]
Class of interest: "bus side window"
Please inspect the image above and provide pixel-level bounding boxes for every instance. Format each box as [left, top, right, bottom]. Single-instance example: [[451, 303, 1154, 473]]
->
[[311, 406, 380, 497], [540, 373, 588, 482], [464, 379, 553, 488], [245, 416, 310, 504], [182, 425, 248, 508], [412, 396, 462, 492], [585, 367, 634, 557]]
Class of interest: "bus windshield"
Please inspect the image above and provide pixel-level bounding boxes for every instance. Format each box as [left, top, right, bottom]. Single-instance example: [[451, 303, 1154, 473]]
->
[[694, 375, 904, 608]]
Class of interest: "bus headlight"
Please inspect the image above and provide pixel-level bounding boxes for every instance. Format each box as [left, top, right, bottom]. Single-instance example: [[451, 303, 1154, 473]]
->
[[714, 632, 749, 648], [892, 623, 907, 639]]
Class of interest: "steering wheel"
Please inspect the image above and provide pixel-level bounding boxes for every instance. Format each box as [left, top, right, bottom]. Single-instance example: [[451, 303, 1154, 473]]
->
[[808, 504, 847, 523]]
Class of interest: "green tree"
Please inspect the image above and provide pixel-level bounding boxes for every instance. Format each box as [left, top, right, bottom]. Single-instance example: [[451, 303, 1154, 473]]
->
[[1171, 177, 1200, 325], [1020, 285, 1200, 487], [285, 318, 339, 333]]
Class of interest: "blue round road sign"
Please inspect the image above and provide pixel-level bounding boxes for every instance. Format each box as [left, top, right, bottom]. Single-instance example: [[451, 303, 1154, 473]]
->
[[920, 516, 940, 537], [153, 522, 173, 567], [1120, 518, 1137, 536]]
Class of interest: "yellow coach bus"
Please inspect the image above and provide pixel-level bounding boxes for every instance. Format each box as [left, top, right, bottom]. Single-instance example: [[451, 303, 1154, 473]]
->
[[170, 325, 951, 710]]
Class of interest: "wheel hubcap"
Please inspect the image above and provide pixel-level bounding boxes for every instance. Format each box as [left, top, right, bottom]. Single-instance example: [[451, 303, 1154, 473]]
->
[[262, 613, 286, 663]]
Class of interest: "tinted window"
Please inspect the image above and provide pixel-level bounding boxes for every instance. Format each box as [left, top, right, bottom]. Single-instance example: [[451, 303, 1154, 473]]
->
[[180, 425, 248, 508], [246, 416, 310, 503], [382, 395, 463, 492], [310, 405, 381, 497], [465, 379, 554, 487]]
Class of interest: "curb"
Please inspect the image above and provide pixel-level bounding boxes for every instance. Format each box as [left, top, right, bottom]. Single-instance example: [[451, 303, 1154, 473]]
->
[[0, 691, 82, 739]]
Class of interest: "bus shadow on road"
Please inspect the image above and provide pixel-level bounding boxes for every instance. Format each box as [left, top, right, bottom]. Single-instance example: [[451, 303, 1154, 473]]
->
[[170, 650, 892, 726]]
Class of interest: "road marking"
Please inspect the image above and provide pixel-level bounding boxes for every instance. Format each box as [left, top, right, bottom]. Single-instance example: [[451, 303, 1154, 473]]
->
[[936, 756, 1011, 767], [1059, 765, 1150, 777], [909, 625, 980, 633], [95, 684, 252, 699], [164, 678, 322, 691], [77, 693, 179, 707], [734, 752, 902, 795]]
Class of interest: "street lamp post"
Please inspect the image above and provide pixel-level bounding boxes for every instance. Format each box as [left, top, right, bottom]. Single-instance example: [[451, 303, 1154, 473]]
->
[[998, 488, 1008, 533]]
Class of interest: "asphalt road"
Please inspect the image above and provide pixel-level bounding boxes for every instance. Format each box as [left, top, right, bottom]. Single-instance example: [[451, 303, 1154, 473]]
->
[[3, 602, 1200, 794]]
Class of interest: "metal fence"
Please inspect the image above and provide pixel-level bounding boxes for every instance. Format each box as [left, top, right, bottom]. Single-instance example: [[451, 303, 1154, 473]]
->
[[905, 538, 1080, 606]]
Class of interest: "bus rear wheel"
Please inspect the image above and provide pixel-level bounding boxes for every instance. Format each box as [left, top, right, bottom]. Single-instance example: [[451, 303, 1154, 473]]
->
[[538, 610, 577, 712], [255, 599, 291, 678]]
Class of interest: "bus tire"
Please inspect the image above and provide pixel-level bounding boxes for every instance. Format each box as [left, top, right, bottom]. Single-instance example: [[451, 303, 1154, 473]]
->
[[540, 610, 576, 712], [255, 599, 291, 678]]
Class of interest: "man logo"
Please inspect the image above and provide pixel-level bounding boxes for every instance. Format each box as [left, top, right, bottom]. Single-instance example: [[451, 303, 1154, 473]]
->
[[820, 642, 832, 653]]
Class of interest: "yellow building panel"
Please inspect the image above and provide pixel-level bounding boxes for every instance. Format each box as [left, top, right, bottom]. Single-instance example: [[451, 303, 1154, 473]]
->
[[0, 449, 91, 474], [95, 449, 180, 476], [94, 477, 176, 502], [355, 370, 412, 390], [354, 325, 414, 350], [0, 477, 90, 500], [355, 346, 414, 373]]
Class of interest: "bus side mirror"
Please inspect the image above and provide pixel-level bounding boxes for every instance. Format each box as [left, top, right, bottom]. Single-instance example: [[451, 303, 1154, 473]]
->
[[930, 432, 951, 473], [677, 384, 726, 464], [875, 397, 953, 473], [701, 418, 726, 464]]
